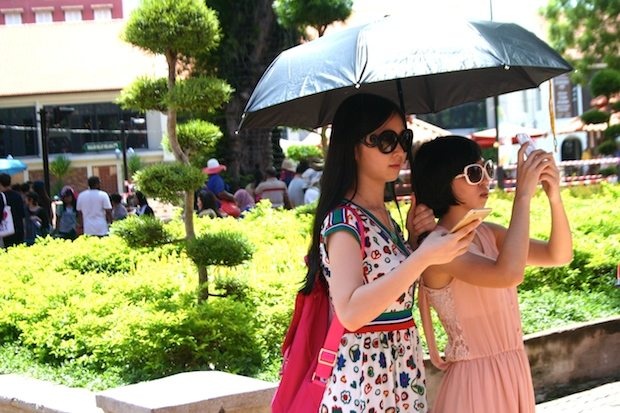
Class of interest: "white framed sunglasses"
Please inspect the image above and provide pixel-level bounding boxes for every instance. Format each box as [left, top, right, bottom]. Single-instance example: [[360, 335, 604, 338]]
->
[[455, 160, 495, 185]]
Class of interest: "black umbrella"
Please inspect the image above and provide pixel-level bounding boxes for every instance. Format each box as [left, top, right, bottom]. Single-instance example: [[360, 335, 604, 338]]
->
[[239, 16, 572, 130]]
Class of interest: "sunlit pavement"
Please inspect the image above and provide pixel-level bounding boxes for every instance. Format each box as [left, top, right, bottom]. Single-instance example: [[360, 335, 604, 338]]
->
[[536, 381, 620, 412]]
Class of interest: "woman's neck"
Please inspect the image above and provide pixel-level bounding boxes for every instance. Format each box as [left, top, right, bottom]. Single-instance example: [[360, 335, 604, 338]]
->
[[438, 206, 469, 230], [348, 183, 385, 211]]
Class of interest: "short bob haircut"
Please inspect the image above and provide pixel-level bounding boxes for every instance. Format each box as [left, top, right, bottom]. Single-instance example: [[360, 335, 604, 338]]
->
[[412, 135, 482, 218]]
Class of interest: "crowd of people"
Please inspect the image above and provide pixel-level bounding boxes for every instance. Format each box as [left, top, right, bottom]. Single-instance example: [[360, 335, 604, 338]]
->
[[0, 173, 156, 248], [0, 154, 324, 247], [196, 155, 324, 219]]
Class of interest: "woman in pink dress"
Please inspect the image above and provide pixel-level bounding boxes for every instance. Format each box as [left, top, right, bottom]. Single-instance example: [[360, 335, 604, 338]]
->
[[412, 136, 573, 413]]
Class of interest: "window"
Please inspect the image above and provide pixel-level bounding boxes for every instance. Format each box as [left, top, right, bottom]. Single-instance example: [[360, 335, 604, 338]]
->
[[2, 9, 23, 25], [418, 100, 488, 130], [92, 4, 112, 21], [34, 8, 54, 24], [63, 9, 82, 22], [0, 107, 37, 157]]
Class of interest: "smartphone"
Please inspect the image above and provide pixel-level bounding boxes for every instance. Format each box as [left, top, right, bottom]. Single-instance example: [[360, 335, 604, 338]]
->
[[516, 133, 536, 157], [450, 208, 492, 233]]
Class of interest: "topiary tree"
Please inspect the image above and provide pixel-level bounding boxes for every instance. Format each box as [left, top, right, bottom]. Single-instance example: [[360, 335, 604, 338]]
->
[[163, 120, 222, 169], [118, 0, 233, 240], [581, 69, 620, 152], [186, 231, 254, 300]]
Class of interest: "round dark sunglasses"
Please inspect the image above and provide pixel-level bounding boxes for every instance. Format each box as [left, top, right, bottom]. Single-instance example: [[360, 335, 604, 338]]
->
[[363, 129, 413, 154]]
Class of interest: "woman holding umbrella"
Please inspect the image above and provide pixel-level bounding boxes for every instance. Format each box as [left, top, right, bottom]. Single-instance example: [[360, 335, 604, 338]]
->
[[304, 94, 478, 412]]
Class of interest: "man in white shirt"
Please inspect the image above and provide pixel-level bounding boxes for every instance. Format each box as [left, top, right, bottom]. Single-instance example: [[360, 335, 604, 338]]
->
[[76, 176, 112, 236]]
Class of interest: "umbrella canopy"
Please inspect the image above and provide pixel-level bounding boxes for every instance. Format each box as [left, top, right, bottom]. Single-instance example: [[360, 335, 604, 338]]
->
[[0, 158, 27, 175], [240, 16, 571, 130]]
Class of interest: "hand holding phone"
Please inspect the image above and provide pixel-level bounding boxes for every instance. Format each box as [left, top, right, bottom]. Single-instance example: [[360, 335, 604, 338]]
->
[[516, 133, 536, 157], [449, 208, 492, 233]]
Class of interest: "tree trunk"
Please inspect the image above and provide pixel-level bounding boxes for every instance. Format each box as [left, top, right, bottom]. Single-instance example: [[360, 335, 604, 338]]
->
[[198, 265, 209, 302], [165, 51, 188, 164], [216, 0, 297, 179]]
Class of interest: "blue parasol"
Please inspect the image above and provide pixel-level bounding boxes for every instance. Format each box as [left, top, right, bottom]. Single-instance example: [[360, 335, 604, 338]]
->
[[0, 158, 28, 175]]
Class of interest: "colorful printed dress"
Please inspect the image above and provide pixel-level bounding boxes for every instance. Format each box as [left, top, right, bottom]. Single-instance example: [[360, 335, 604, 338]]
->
[[418, 224, 535, 413], [319, 202, 428, 413]]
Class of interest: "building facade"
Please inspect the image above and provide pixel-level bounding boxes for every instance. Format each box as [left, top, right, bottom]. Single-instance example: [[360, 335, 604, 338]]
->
[[0, 0, 168, 195]]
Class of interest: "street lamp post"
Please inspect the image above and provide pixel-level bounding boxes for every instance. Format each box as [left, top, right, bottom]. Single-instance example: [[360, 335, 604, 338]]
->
[[120, 120, 128, 187], [119, 117, 145, 193], [39, 108, 51, 197]]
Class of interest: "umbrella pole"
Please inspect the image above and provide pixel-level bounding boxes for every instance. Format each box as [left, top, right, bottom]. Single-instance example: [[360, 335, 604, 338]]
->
[[396, 79, 415, 202]]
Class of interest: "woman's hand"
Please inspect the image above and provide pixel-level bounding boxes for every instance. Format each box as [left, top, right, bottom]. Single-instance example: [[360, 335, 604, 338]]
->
[[515, 146, 550, 199], [415, 220, 479, 267], [406, 193, 436, 248], [539, 155, 562, 202]]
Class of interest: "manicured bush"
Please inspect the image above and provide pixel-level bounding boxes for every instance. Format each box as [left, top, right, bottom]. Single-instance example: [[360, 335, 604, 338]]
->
[[110, 215, 173, 248]]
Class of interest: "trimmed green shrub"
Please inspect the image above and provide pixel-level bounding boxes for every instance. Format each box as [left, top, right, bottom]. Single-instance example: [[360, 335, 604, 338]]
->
[[133, 162, 205, 205], [185, 230, 253, 267], [580, 109, 610, 125], [110, 215, 173, 248], [604, 124, 620, 140], [0, 183, 618, 390], [286, 144, 322, 161]]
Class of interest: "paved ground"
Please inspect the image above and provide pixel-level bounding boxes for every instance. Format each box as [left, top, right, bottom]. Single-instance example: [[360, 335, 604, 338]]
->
[[536, 380, 620, 412]]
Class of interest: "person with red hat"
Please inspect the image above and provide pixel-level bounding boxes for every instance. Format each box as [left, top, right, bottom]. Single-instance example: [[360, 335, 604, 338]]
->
[[202, 158, 240, 218]]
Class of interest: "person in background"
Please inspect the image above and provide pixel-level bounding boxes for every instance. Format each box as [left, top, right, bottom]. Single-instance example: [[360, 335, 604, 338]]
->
[[135, 191, 154, 217], [233, 188, 255, 213], [279, 158, 297, 187], [303, 170, 322, 205], [196, 190, 224, 218], [413, 136, 572, 413], [0, 173, 26, 247], [76, 176, 112, 236], [255, 167, 292, 209], [110, 193, 128, 221], [54, 186, 78, 240], [32, 181, 52, 231], [24, 191, 50, 245], [287, 161, 309, 208], [245, 164, 263, 202], [203, 158, 240, 218]]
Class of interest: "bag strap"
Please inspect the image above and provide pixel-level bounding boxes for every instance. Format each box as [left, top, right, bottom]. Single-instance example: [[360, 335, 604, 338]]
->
[[311, 204, 366, 386]]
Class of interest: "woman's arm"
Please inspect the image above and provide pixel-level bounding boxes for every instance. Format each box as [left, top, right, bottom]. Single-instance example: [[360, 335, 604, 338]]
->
[[526, 157, 573, 266], [424, 147, 551, 289], [326, 221, 477, 331]]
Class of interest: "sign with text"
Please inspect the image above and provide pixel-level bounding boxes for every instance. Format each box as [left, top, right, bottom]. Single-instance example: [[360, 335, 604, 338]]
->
[[83, 141, 120, 152], [553, 74, 575, 119]]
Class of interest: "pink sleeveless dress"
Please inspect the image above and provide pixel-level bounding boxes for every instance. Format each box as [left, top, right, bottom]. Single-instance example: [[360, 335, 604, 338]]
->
[[419, 224, 535, 413]]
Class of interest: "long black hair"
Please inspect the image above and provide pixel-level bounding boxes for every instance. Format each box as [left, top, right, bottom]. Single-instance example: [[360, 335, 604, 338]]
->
[[302, 93, 406, 294]]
